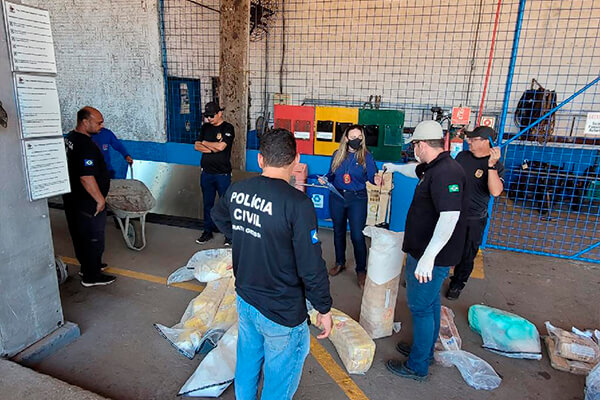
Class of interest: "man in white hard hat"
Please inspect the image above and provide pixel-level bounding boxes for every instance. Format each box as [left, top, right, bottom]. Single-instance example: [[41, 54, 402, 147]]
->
[[382, 120, 467, 381]]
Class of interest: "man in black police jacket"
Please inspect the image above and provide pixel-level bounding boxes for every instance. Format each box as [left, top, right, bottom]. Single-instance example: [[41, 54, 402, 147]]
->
[[63, 107, 116, 287], [211, 128, 332, 400]]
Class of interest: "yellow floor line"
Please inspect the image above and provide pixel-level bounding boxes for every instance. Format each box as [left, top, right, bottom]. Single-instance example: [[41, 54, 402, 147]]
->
[[60, 256, 205, 292], [60, 256, 369, 400], [471, 250, 486, 280], [309, 337, 370, 400]]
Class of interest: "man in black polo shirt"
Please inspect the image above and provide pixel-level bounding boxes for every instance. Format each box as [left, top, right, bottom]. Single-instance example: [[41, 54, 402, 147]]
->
[[383, 120, 467, 381], [211, 129, 332, 400], [447, 126, 504, 300], [63, 107, 116, 287], [194, 101, 235, 245]]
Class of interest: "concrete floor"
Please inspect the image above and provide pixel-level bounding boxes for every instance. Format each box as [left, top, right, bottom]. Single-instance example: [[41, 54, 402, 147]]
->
[[25, 208, 599, 400]]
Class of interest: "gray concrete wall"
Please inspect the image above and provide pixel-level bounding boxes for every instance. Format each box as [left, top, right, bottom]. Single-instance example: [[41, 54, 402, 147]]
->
[[21, 0, 166, 142], [0, 5, 64, 357]]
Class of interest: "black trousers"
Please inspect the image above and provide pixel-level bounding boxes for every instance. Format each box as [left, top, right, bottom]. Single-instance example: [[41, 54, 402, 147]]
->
[[450, 217, 488, 290], [64, 201, 107, 279]]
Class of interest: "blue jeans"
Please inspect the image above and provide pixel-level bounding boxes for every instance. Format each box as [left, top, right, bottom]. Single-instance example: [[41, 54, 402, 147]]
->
[[200, 172, 231, 233], [405, 254, 450, 376], [235, 296, 310, 400], [329, 189, 368, 272]]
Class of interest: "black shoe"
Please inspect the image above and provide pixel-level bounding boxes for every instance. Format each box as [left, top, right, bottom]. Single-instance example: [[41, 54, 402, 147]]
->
[[224, 237, 232, 247], [79, 263, 109, 277], [81, 273, 116, 287], [446, 286, 462, 300], [395, 342, 435, 365], [386, 360, 428, 382], [195, 231, 213, 244]]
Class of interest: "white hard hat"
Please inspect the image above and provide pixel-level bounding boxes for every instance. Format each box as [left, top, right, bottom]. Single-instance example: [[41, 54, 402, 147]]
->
[[407, 120, 444, 143]]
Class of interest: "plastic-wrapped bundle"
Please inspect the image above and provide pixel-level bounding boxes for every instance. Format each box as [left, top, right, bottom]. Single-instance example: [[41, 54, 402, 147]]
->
[[435, 306, 462, 351], [155, 277, 235, 359], [586, 363, 600, 400], [468, 305, 541, 360], [167, 249, 233, 285], [435, 350, 501, 390], [359, 227, 404, 339], [179, 324, 238, 398], [546, 321, 600, 364], [310, 308, 376, 374]]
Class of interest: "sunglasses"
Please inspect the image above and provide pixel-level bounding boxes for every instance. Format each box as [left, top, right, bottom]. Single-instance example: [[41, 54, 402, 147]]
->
[[205, 114, 215, 119]]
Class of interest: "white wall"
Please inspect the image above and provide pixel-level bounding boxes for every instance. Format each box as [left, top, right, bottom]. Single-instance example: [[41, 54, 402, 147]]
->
[[22, 0, 166, 142]]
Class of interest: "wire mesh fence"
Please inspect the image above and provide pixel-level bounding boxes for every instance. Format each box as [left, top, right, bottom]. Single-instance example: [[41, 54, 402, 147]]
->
[[159, 0, 600, 262]]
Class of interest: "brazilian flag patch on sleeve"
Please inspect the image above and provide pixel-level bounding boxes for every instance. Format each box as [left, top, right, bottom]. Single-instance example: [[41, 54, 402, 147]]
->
[[448, 184, 460, 193]]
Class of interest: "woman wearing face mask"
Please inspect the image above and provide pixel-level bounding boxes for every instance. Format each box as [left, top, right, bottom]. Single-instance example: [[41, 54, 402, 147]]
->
[[319, 125, 381, 289]]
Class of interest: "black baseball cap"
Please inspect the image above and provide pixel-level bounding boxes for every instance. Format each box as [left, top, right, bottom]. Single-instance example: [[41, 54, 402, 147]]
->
[[467, 126, 497, 141], [204, 102, 223, 115]]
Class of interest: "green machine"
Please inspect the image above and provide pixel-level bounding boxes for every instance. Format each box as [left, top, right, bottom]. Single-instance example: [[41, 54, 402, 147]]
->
[[358, 109, 405, 162]]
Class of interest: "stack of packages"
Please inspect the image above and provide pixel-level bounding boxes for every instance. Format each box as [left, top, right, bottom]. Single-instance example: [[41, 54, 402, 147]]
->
[[365, 171, 393, 226], [155, 249, 239, 397], [359, 226, 404, 339], [545, 322, 600, 375]]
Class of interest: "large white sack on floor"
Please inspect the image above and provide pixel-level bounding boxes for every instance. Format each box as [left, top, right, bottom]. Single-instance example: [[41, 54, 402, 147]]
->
[[155, 277, 236, 359], [436, 350, 501, 390], [359, 227, 404, 339], [469, 305, 542, 360], [309, 308, 375, 374], [167, 249, 233, 284], [179, 324, 238, 398]]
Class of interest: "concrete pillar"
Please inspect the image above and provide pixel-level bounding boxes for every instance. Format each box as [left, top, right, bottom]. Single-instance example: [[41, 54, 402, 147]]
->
[[220, 0, 250, 170]]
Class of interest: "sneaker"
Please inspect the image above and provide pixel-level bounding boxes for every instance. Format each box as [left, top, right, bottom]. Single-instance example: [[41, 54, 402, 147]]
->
[[386, 360, 428, 382], [224, 237, 232, 247], [81, 273, 116, 287], [195, 231, 213, 244], [78, 263, 108, 277], [446, 286, 462, 300]]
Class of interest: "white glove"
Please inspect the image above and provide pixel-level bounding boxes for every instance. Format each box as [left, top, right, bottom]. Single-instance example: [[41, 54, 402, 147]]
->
[[382, 162, 418, 178], [415, 253, 435, 283]]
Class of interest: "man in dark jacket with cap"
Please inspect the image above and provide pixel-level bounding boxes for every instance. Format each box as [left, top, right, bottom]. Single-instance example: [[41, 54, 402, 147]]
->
[[194, 101, 235, 245], [446, 126, 504, 300]]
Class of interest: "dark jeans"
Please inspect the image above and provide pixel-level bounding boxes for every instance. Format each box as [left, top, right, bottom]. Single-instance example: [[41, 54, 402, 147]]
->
[[329, 189, 368, 273], [450, 217, 487, 290], [405, 254, 450, 376], [64, 201, 107, 279], [201, 172, 231, 233]]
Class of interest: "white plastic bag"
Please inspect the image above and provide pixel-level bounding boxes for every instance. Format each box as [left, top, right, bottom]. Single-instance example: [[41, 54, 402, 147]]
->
[[360, 227, 404, 339], [179, 324, 238, 397], [586, 363, 600, 400], [167, 249, 233, 285], [155, 277, 236, 358], [435, 350, 501, 390]]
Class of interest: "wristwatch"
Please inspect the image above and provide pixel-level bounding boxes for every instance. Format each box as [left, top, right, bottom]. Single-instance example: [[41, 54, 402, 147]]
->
[[488, 164, 497, 170]]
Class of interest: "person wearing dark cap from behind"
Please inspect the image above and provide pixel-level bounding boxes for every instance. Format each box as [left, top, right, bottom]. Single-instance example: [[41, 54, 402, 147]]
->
[[446, 126, 504, 300], [194, 102, 235, 245]]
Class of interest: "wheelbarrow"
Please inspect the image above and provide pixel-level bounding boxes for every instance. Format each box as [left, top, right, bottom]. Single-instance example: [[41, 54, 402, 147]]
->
[[106, 166, 156, 251]]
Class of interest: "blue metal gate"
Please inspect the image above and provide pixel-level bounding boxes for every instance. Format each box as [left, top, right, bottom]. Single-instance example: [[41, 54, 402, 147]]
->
[[483, 0, 600, 263]]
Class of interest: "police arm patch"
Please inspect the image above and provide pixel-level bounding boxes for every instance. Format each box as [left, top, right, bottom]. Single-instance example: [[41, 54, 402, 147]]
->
[[84, 159, 94, 166], [310, 229, 319, 244], [448, 184, 459, 193]]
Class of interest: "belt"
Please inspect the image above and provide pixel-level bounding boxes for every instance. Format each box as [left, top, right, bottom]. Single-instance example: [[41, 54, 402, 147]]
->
[[338, 188, 367, 194]]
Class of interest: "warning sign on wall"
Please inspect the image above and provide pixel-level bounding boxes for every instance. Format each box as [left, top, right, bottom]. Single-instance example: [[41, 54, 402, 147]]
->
[[584, 112, 600, 135], [481, 116, 496, 129], [451, 107, 471, 126]]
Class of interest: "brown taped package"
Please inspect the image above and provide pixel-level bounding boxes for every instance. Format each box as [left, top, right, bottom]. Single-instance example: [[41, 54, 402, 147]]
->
[[545, 336, 596, 375], [359, 274, 400, 339], [546, 322, 600, 364]]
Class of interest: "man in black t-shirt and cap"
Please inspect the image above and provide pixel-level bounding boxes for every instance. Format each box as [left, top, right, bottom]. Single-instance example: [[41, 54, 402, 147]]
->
[[383, 120, 467, 381], [446, 126, 504, 300], [211, 128, 332, 399], [63, 106, 116, 287], [194, 101, 235, 245]]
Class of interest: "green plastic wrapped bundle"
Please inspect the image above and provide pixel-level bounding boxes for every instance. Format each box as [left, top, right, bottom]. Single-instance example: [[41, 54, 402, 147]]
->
[[468, 305, 542, 360]]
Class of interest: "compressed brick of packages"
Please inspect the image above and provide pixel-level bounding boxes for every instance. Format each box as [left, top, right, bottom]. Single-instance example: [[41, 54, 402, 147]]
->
[[359, 227, 404, 339], [309, 308, 376, 374]]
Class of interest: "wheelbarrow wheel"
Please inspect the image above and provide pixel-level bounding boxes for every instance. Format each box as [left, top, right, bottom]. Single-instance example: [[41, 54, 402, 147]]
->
[[55, 257, 68, 285], [126, 220, 144, 249]]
